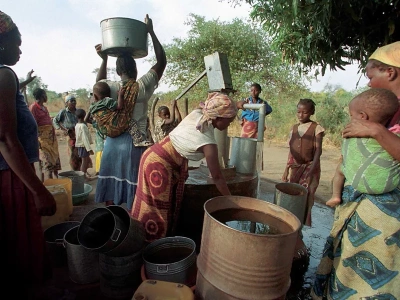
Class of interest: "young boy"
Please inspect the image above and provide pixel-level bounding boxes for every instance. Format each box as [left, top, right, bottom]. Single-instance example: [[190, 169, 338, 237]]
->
[[74, 109, 94, 179], [326, 88, 400, 207], [88, 81, 151, 146], [152, 99, 182, 143]]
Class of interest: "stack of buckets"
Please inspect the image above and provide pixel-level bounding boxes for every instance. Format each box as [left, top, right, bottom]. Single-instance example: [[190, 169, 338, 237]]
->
[[77, 206, 145, 298]]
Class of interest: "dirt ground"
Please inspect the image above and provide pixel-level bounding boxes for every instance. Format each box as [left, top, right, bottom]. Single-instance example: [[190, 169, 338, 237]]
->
[[54, 132, 341, 204]]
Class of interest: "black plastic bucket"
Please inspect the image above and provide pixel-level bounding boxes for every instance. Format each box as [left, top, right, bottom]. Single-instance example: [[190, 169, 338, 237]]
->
[[44, 221, 80, 267], [77, 207, 128, 253], [143, 236, 197, 287], [64, 226, 100, 284]]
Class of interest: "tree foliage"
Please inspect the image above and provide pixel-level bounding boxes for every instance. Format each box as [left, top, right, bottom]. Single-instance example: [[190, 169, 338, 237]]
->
[[162, 14, 308, 106], [226, 0, 400, 75]]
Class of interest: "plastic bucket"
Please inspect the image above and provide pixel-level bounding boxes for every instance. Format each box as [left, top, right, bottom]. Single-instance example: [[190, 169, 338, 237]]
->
[[77, 207, 128, 253], [100, 17, 148, 58], [143, 236, 197, 287], [104, 206, 146, 257], [44, 178, 73, 215], [58, 171, 85, 195], [41, 184, 70, 231], [196, 196, 301, 300], [274, 183, 308, 225], [99, 251, 143, 299], [44, 221, 80, 267], [64, 226, 100, 284]]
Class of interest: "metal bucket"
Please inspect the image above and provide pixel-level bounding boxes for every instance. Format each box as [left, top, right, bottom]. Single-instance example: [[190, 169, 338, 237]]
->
[[44, 221, 80, 267], [196, 196, 301, 300], [229, 137, 261, 174], [77, 207, 128, 253], [100, 17, 148, 58], [99, 251, 143, 299], [58, 171, 85, 195], [143, 236, 197, 287], [105, 205, 146, 257], [274, 183, 308, 225], [63, 226, 100, 284]]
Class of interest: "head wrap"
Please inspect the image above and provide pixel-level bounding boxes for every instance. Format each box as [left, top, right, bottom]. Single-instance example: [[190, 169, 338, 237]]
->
[[0, 11, 16, 34], [196, 92, 238, 132], [65, 95, 76, 103], [369, 42, 400, 68]]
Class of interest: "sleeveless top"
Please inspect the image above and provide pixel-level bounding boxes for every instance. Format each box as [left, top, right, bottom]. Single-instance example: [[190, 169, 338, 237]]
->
[[0, 65, 39, 170], [289, 122, 318, 164]]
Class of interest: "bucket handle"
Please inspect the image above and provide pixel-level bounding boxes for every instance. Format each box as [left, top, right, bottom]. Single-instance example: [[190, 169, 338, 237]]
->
[[55, 238, 64, 247], [156, 265, 169, 273], [110, 228, 121, 242]]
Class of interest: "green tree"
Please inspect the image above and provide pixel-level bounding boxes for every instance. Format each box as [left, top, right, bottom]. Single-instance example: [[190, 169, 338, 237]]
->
[[226, 0, 400, 75], [159, 14, 309, 107]]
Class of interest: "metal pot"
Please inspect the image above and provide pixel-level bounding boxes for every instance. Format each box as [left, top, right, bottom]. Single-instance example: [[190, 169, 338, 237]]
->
[[100, 17, 148, 58], [44, 221, 81, 267], [77, 207, 128, 253]]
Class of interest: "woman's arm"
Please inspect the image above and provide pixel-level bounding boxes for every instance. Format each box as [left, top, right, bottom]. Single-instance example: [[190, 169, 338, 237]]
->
[[19, 69, 36, 90], [0, 68, 55, 216], [201, 143, 231, 196], [95, 44, 108, 82], [146, 14, 167, 80], [343, 119, 400, 161]]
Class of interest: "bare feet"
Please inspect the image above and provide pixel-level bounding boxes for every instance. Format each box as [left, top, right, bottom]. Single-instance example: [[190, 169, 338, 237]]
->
[[326, 197, 341, 208]]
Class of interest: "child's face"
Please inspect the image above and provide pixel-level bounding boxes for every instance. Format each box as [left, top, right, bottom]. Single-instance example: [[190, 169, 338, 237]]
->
[[348, 98, 368, 121], [250, 86, 261, 99], [159, 109, 170, 120], [296, 104, 314, 123], [366, 62, 389, 89]]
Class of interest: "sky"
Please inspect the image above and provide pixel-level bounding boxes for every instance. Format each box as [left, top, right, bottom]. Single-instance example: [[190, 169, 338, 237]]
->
[[3, 0, 368, 94]]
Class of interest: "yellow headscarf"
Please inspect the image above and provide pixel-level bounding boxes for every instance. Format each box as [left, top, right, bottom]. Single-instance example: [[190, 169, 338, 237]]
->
[[369, 41, 400, 68], [196, 92, 238, 132], [0, 11, 16, 35]]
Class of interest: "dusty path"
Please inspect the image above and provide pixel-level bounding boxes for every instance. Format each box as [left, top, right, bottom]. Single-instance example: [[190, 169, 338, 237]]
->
[[54, 132, 341, 204]]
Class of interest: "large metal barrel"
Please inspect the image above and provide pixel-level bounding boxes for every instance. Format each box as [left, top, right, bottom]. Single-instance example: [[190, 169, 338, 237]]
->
[[196, 196, 301, 300], [58, 171, 85, 195], [100, 17, 148, 58], [177, 170, 258, 253], [274, 183, 308, 225], [99, 251, 143, 299], [229, 137, 262, 174], [143, 236, 197, 287], [63, 226, 100, 284]]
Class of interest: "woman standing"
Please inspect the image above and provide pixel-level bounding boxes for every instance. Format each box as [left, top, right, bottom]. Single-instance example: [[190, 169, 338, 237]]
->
[[0, 10, 56, 297], [29, 88, 61, 180], [94, 14, 166, 210], [52, 94, 82, 170]]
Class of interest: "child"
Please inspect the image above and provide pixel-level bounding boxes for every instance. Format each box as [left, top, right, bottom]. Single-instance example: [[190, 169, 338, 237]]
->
[[237, 83, 272, 138], [74, 109, 95, 180], [282, 98, 325, 260], [88, 81, 151, 146], [326, 88, 400, 207], [152, 99, 182, 143]]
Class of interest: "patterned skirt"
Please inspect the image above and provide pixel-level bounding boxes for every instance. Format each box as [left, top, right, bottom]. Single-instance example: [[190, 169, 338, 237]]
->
[[131, 136, 188, 243], [38, 125, 61, 172], [311, 186, 400, 299]]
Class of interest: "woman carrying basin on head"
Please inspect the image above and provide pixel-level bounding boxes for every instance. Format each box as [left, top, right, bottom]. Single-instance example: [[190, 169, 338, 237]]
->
[[131, 91, 238, 243]]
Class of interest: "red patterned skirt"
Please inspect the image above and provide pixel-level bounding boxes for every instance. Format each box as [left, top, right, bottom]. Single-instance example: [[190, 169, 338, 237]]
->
[[131, 136, 188, 243]]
